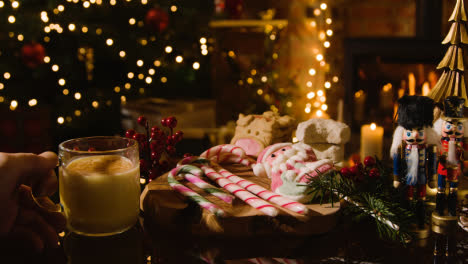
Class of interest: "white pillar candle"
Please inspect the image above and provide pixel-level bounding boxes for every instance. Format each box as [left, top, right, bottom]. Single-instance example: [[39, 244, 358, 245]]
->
[[360, 123, 384, 160]]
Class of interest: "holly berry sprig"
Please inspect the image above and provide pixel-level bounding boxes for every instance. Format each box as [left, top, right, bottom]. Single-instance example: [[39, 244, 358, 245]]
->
[[125, 115, 183, 182], [339, 156, 380, 182]]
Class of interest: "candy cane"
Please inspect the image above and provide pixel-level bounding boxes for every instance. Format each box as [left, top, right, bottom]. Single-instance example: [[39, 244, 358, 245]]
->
[[168, 166, 225, 217], [200, 144, 255, 166], [273, 259, 303, 264], [217, 167, 308, 215], [248, 258, 278, 264], [183, 173, 234, 204], [199, 164, 278, 217]]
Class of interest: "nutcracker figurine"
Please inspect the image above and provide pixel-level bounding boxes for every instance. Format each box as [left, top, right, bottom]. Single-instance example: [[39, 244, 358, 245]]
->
[[433, 96, 466, 216], [391, 95, 438, 228]]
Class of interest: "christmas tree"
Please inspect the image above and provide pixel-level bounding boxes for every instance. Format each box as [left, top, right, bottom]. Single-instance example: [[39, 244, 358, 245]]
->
[[0, 0, 213, 144], [428, 0, 467, 106]]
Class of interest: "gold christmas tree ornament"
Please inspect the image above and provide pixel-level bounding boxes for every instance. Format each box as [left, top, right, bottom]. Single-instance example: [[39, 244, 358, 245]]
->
[[428, 0, 468, 106]]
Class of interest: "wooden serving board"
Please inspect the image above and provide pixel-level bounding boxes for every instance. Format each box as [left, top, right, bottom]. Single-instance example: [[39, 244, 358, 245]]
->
[[141, 163, 340, 239]]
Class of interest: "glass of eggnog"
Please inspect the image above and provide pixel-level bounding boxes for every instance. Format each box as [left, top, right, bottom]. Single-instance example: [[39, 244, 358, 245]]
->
[[59, 136, 140, 236]]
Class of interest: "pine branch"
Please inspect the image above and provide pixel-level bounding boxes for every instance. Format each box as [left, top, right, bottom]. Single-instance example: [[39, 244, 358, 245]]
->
[[307, 163, 417, 243]]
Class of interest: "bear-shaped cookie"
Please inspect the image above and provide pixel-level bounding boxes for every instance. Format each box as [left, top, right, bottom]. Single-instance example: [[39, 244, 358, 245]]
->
[[230, 111, 296, 157]]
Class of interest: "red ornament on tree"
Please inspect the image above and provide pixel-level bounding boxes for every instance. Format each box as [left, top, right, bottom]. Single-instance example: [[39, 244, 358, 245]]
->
[[21, 42, 46, 68], [145, 8, 169, 32]]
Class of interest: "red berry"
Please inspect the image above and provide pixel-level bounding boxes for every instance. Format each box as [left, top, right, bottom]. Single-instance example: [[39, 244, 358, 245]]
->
[[133, 133, 146, 142], [348, 165, 358, 176], [161, 118, 168, 127], [340, 167, 352, 178], [369, 168, 380, 178], [137, 116, 147, 127], [151, 126, 160, 132], [125, 129, 136, 138], [350, 164, 364, 181], [166, 116, 177, 128], [175, 131, 184, 141], [151, 130, 164, 140], [73, 146, 80, 151], [88, 147, 96, 152], [166, 145, 176, 155], [166, 135, 175, 145], [363, 156, 376, 167], [171, 134, 179, 143], [183, 153, 192, 158]]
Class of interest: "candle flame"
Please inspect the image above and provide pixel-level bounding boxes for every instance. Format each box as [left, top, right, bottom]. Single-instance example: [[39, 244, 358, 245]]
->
[[422, 82, 430, 96], [370, 123, 377, 130]]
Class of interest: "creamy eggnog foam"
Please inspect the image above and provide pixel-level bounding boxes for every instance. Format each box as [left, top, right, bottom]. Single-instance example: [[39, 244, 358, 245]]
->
[[60, 155, 140, 236]]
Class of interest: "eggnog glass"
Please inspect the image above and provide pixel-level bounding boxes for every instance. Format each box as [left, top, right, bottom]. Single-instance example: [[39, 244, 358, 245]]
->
[[59, 136, 140, 236]]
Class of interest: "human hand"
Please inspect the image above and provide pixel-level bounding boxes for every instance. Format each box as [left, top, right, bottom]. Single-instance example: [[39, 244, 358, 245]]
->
[[0, 152, 66, 252]]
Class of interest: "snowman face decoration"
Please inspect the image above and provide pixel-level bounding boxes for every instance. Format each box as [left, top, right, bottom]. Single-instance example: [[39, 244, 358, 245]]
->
[[441, 119, 464, 139], [403, 127, 426, 145]]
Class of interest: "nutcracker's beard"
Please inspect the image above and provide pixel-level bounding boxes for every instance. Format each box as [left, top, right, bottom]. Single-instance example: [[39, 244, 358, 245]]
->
[[407, 145, 419, 185], [447, 140, 457, 165]]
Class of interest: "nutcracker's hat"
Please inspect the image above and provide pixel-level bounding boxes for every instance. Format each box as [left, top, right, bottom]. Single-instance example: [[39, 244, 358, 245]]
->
[[441, 96, 466, 120], [396, 95, 434, 130]]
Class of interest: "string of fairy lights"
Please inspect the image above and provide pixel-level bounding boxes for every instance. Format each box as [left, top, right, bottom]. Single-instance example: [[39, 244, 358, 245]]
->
[[0, 0, 208, 125], [303, 2, 338, 119], [230, 2, 337, 119]]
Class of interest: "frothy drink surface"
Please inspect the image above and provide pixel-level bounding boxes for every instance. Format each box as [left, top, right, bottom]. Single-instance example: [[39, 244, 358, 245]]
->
[[60, 155, 140, 236], [66, 155, 134, 176]]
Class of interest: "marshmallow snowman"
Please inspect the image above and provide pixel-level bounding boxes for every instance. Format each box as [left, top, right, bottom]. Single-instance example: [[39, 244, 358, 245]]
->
[[253, 142, 334, 202]]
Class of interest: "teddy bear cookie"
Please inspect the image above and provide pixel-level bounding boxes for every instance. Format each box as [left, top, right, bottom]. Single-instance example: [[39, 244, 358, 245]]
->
[[230, 111, 296, 157], [296, 118, 351, 167]]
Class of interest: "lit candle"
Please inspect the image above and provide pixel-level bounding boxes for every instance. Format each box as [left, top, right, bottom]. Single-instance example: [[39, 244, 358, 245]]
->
[[380, 83, 393, 110], [422, 82, 430, 96], [360, 123, 384, 160], [353, 90, 366, 122], [408, 73, 416, 95]]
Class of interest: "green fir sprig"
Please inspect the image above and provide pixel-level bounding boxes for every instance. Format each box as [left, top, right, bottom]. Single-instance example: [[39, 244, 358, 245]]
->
[[307, 158, 418, 244]]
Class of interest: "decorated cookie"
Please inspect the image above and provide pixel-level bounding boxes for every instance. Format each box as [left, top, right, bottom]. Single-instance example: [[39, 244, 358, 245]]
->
[[230, 111, 296, 157], [253, 142, 334, 203]]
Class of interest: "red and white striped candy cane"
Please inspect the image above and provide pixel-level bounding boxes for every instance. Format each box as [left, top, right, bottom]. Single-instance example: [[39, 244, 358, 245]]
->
[[272, 258, 303, 264], [200, 144, 255, 166], [217, 167, 308, 215], [184, 173, 234, 204], [200, 165, 278, 217], [178, 157, 237, 204], [248, 258, 303, 264], [248, 258, 278, 264], [168, 167, 225, 217]]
